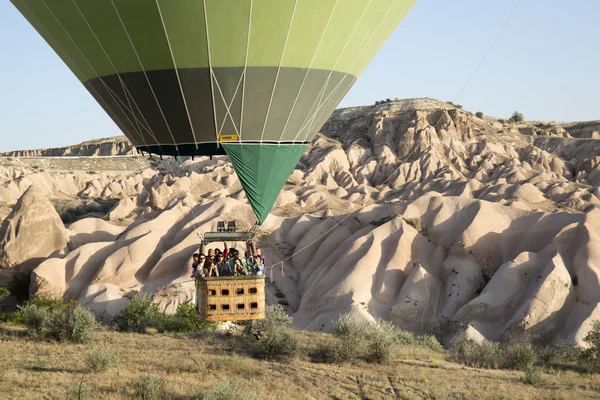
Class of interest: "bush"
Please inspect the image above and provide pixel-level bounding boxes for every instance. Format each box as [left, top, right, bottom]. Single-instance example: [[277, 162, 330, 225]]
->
[[255, 325, 297, 359], [118, 293, 162, 333], [509, 111, 524, 123], [416, 334, 444, 352], [505, 342, 536, 370], [247, 305, 297, 359], [134, 375, 165, 400], [85, 347, 117, 372], [46, 305, 96, 342], [162, 303, 215, 333], [18, 303, 50, 333], [203, 379, 262, 400], [538, 337, 580, 367], [32, 294, 75, 312], [66, 374, 94, 400], [255, 304, 293, 332], [523, 366, 544, 386], [0, 287, 9, 298], [366, 320, 400, 363], [475, 111, 484, 118], [329, 315, 370, 363], [581, 320, 600, 372], [396, 330, 417, 346], [332, 314, 370, 338], [7, 272, 30, 303], [450, 340, 505, 369]]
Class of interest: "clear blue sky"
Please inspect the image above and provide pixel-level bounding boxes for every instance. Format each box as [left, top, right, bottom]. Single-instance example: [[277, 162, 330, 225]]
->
[[0, 1, 598, 152]]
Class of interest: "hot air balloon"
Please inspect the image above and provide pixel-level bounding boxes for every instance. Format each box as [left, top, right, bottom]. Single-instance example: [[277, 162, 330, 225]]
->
[[11, 0, 416, 226]]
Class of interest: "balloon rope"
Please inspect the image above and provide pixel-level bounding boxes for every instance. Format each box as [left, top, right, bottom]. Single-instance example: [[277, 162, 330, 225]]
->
[[453, 0, 522, 104], [262, 0, 523, 270]]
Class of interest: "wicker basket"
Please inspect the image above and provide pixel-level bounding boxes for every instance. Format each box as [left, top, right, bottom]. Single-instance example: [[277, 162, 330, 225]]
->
[[196, 276, 265, 321]]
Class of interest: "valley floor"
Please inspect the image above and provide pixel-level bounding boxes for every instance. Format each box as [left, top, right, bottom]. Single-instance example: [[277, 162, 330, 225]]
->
[[0, 327, 598, 400]]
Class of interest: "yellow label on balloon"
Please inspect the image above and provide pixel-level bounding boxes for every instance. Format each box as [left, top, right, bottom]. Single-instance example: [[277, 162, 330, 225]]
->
[[219, 134, 239, 143]]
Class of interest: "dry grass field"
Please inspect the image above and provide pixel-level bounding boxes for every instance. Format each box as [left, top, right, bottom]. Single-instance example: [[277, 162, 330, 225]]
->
[[1, 325, 599, 400]]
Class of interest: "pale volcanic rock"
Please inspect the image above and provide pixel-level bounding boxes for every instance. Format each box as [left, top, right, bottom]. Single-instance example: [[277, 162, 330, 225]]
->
[[67, 218, 124, 250], [32, 242, 117, 299], [4, 99, 600, 348], [0, 186, 68, 271], [274, 191, 298, 208], [390, 262, 441, 335], [149, 184, 174, 209], [503, 252, 575, 342], [107, 197, 136, 221]]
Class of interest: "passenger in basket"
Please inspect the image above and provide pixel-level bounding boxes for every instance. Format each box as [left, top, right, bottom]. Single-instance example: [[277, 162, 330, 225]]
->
[[207, 248, 215, 263], [227, 248, 247, 272], [216, 253, 230, 276], [250, 255, 265, 276], [191, 253, 203, 278], [223, 242, 230, 259], [202, 260, 219, 277], [255, 248, 265, 265], [233, 258, 248, 276]]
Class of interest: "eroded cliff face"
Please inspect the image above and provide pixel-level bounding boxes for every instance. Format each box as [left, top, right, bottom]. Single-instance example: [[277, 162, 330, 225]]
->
[[1, 136, 135, 157], [1, 98, 600, 346]]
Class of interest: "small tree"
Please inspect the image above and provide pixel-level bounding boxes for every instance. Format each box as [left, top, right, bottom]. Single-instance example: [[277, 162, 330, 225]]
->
[[475, 111, 484, 118], [46, 305, 97, 342], [117, 293, 162, 333], [247, 304, 297, 359], [510, 111, 524, 123], [581, 320, 600, 372]]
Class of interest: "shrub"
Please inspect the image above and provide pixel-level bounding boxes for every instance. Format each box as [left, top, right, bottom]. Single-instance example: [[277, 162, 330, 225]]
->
[[18, 303, 50, 333], [505, 342, 536, 370], [162, 303, 215, 333], [248, 305, 297, 359], [416, 334, 444, 352], [450, 339, 505, 369], [66, 374, 94, 400], [581, 320, 600, 372], [7, 272, 30, 303], [366, 320, 400, 363], [475, 111, 484, 118], [117, 293, 162, 333], [0, 287, 10, 298], [203, 379, 262, 400], [46, 305, 96, 342], [255, 326, 297, 359], [85, 347, 117, 372], [523, 366, 544, 386], [329, 315, 370, 363], [255, 304, 293, 331], [509, 111, 524, 123], [332, 314, 370, 338], [134, 375, 165, 400], [32, 294, 75, 312], [538, 336, 580, 367], [396, 330, 417, 346]]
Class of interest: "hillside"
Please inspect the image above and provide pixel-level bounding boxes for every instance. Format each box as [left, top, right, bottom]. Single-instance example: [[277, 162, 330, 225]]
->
[[1, 98, 600, 349], [0, 136, 135, 157], [1, 328, 598, 400]]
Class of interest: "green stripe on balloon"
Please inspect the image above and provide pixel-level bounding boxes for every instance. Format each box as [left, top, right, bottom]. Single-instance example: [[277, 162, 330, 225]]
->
[[223, 143, 307, 225]]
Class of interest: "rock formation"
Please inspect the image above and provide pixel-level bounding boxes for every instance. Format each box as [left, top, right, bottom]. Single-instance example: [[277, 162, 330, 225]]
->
[[0, 186, 68, 271], [0, 98, 599, 348]]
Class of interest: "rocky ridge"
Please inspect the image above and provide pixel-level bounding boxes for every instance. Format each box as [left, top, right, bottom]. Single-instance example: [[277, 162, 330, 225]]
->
[[0, 136, 135, 157], [1, 98, 600, 347]]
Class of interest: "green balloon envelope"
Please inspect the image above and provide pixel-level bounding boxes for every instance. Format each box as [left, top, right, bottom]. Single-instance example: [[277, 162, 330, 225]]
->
[[11, 0, 417, 224]]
